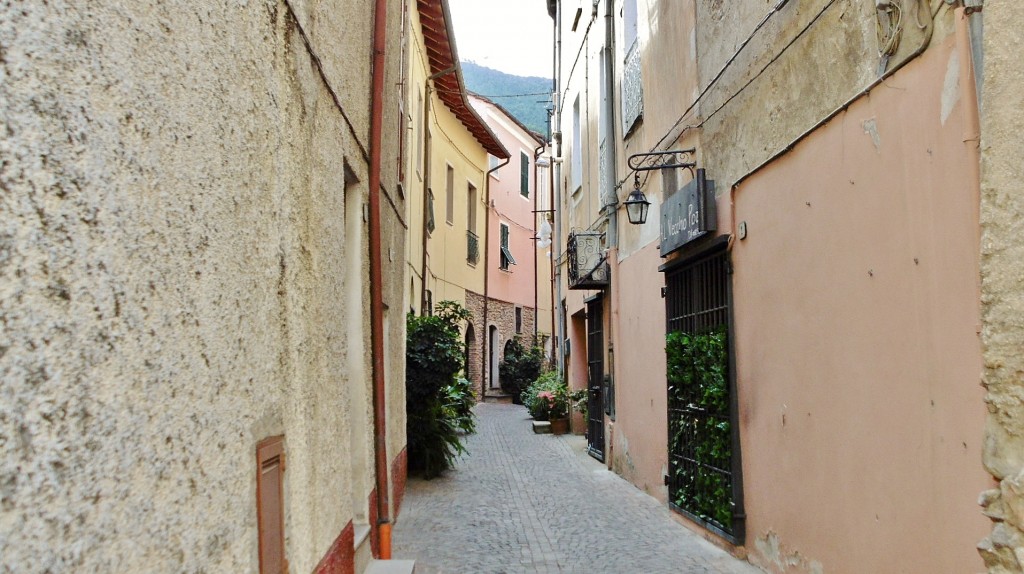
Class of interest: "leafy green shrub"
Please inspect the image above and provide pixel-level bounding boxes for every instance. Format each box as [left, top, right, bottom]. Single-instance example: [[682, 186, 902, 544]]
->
[[406, 301, 473, 479], [666, 327, 732, 529], [442, 376, 476, 434], [522, 371, 564, 420], [499, 336, 542, 404]]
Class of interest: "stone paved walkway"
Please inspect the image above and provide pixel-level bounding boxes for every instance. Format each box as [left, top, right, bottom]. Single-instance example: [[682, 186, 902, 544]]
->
[[392, 403, 763, 574]]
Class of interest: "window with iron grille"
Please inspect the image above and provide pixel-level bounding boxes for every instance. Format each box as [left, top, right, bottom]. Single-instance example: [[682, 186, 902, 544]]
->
[[664, 247, 743, 543], [515, 307, 522, 333]]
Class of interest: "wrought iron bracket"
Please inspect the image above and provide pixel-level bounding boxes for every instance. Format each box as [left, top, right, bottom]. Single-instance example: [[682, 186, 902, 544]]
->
[[627, 148, 697, 175]]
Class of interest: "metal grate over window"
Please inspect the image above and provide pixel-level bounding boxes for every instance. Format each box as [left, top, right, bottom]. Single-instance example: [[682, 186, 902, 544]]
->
[[664, 248, 743, 542]]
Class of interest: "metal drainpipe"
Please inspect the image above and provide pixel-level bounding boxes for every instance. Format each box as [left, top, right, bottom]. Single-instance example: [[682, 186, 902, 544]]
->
[[482, 155, 511, 398], [533, 142, 545, 341], [602, 0, 618, 249], [965, 1, 983, 107], [368, 0, 391, 558], [552, 0, 565, 381]]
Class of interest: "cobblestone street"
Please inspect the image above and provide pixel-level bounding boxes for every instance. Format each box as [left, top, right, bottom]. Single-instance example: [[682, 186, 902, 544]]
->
[[393, 403, 762, 573]]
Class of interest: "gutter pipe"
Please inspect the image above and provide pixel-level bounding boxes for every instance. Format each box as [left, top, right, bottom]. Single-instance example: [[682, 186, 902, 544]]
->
[[369, 0, 391, 558], [533, 142, 546, 341], [553, 1, 566, 381]]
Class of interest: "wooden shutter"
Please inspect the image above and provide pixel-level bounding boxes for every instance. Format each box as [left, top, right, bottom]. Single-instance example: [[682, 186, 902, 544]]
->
[[257, 436, 287, 574]]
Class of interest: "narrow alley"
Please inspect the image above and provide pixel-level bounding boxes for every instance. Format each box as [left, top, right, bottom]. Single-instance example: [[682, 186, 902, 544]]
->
[[393, 403, 760, 574]]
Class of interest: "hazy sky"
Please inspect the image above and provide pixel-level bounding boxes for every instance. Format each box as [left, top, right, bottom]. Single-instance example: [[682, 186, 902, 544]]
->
[[446, 0, 554, 79]]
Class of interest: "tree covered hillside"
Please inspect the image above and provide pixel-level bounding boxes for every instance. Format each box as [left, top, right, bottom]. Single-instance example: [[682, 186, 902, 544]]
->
[[461, 61, 551, 136]]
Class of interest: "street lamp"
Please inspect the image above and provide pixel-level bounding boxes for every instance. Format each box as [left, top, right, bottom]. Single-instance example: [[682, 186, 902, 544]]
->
[[623, 174, 650, 225], [624, 149, 697, 226]]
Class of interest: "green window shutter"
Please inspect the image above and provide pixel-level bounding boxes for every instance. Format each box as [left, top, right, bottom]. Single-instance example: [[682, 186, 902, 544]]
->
[[520, 152, 529, 197]]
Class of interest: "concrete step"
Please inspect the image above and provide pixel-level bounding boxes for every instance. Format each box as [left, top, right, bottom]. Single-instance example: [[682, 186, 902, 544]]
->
[[353, 524, 373, 573], [483, 392, 514, 404], [532, 421, 551, 434], [365, 559, 416, 574]]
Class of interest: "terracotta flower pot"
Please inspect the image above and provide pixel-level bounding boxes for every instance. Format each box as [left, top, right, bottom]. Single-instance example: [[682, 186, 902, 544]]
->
[[549, 418, 569, 435]]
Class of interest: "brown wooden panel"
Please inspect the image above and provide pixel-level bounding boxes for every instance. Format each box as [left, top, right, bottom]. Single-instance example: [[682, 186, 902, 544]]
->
[[257, 436, 286, 574]]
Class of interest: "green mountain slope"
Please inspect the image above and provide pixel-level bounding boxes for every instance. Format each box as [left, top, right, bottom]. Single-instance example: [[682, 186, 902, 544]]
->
[[461, 61, 552, 136]]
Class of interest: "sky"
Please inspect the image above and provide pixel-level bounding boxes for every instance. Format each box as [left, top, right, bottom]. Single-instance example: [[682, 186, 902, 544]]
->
[[446, 0, 554, 79]]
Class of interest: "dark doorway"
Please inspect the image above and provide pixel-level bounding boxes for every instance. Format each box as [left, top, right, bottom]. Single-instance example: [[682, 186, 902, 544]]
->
[[586, 297, 605, 461]]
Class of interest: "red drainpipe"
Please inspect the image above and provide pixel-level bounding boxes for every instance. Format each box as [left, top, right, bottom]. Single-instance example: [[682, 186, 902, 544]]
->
[[369, 0, 392, 559]]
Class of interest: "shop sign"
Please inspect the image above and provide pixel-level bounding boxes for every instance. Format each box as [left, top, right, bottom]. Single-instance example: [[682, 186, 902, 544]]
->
[[660, 169, 716, 257]]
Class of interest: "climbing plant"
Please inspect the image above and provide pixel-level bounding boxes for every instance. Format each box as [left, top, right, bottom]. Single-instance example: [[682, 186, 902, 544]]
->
[[498, 336, 542, 404], [666, 326, 733, 530]]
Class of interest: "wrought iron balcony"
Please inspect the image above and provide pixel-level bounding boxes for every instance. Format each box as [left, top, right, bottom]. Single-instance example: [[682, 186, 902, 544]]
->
[[567, 231, 609, 290], [467, 230, 480, 265]]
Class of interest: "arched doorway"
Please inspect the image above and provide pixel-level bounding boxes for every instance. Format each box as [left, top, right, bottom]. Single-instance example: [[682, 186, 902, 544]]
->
[[464, 323, 475, 383]]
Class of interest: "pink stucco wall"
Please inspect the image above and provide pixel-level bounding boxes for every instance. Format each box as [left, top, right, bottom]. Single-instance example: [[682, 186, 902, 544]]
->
[[606, 35, 989, 573], [472, 98, 542, 312], [731, 36, 989, 573]]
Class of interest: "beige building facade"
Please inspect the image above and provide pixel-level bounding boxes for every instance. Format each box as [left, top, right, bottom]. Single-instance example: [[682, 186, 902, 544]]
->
[[1, 1, 409, 572]]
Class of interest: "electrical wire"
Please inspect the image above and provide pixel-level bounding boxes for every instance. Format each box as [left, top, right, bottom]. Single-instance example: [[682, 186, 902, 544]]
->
[[650, 0, 795, 153]]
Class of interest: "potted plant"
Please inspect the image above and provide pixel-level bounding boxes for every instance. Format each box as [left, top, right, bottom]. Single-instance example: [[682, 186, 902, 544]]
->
[[541, 388, 570, 435]]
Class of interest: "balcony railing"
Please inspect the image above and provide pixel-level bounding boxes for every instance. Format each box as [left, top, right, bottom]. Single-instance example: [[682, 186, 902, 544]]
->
[[567, 230, 609, 290], [467, 230, 479, 265]]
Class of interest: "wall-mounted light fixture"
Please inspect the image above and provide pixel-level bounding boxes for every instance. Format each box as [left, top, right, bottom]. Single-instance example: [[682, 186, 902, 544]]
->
[[623, 174, 651, 225], [624, 149, 697, 225]]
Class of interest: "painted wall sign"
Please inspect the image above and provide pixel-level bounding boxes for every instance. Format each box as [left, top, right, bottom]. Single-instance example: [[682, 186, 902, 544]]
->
[[660, 169, 716, 257]]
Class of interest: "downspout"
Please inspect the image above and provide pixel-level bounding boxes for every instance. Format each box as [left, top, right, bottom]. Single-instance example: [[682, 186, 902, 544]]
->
[[602, 0, 619, 249], [964, 0, 983, 107], [369, 0, 391, 558], [602, 0, 618, 423], [552, 0, 565, 381], [482, 155, 511, 398], [533, 142, 545, 341]]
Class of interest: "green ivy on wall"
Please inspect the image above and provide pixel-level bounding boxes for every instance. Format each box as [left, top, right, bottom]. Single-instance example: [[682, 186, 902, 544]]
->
[[666, 326, 733, 530]]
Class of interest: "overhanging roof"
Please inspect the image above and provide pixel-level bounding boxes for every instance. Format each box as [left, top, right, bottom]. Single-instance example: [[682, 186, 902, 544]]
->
[[417, 0, 509, 159]]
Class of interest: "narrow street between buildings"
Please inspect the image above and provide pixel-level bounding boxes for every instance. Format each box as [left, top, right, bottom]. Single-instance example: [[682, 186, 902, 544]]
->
[[393, 403, 762, 574]]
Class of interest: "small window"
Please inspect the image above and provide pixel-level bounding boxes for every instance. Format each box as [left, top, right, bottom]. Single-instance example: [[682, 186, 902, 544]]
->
[[257, 436, 286, 574], [425, 290, 433, 315], [499, 223, 516, 270], [515, 307, 523, 333], [445, 165, 454, 225], [520, 152, 530, 198]]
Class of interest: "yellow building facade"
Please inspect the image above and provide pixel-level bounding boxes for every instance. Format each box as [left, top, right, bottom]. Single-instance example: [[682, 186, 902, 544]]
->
[[405, 0, 507, 331]]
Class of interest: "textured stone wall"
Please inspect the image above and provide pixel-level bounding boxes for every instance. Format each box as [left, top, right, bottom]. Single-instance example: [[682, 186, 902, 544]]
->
[[979, 2, 1024, 571], [0, 1, 405, 572], [464, 291, 536, 395], [465, 291, 486, 394]]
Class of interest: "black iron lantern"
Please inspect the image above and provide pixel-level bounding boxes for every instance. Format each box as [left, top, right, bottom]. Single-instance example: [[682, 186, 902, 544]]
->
[[623, 176, 650, 225]]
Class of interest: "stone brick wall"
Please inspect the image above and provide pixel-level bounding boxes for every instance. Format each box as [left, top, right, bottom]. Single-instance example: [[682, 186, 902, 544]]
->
[[979, 3, 1024, 570], [465, 291, 537, 395], [465, 291, 486, 394]]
